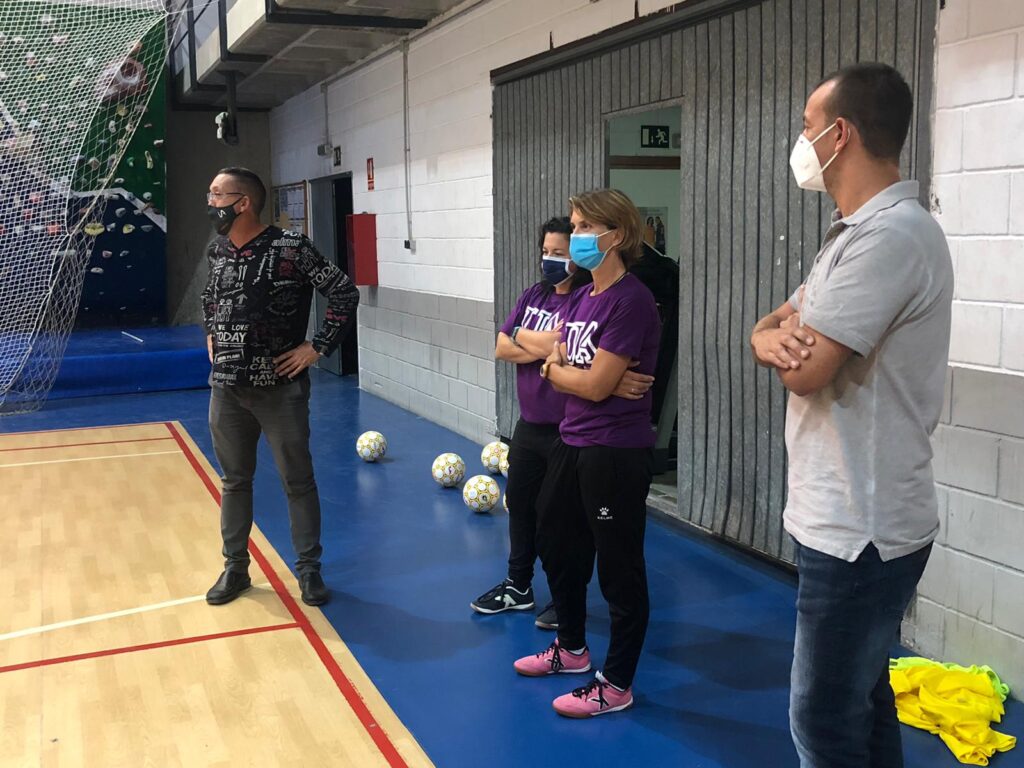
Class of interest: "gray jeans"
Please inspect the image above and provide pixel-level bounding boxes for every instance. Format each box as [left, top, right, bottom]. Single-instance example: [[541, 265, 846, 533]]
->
[[209, 375, 322, 575]]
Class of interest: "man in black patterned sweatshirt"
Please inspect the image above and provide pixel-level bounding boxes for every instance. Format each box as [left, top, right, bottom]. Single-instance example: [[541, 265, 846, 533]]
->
[[200, 167, 359, 607]]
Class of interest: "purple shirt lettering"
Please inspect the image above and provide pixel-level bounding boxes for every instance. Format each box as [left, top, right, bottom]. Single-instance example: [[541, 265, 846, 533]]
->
[[559, 274, 661, 448], [500, 284, 571, 425]]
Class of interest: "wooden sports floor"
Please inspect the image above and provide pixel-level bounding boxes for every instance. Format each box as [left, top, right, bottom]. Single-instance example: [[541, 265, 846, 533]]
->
[[0, 421, 432, 768]]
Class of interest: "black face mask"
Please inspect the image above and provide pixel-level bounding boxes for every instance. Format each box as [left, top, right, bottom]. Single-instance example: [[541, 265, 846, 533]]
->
[[207, 203, 239, 235]]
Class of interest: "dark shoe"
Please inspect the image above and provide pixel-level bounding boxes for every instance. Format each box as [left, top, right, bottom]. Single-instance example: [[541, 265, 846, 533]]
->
[[300, 571, 329, 606], [206, 570, 251, 605], [471, 578, 535, 614], [535, 601, 559, 630]]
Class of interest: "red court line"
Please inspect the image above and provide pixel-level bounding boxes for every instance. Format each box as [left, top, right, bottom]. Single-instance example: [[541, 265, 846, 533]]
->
[[0, 622, 299, 675], [164, 422, 411, 768], [0, 437, 175, 453]]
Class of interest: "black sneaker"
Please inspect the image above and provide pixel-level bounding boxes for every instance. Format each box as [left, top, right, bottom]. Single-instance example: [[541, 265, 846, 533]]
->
[[535, 601, 559, 630], [206, 570, 251, 605], [471, 578, 535, 614], [299, 571, 329, 606]]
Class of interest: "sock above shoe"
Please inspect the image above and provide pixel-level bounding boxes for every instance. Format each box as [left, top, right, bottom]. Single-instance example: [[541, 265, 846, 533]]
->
[[596, 670, 627, 692]]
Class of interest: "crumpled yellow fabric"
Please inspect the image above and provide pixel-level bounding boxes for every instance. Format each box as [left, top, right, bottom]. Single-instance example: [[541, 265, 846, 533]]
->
[[889, 657, 1017, 765]]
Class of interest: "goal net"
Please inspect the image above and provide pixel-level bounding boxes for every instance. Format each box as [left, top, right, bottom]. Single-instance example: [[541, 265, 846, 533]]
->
[[0, 0, 168, 414]]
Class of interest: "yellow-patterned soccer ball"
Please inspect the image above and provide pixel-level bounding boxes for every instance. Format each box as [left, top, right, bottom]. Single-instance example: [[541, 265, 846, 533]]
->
[[480, 441, 509, 474], [499, 452, 510, 478], [503, 492, 509, 512], [463, 474, 500, 513], [356, 431, 387, 462], [432, 453, 466, 487]]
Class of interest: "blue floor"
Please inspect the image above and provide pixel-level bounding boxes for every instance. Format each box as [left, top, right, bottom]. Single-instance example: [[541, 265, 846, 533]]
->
[[2, 370, 1020, 768]]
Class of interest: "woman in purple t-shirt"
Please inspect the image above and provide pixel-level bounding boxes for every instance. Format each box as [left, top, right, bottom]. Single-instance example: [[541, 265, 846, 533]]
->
[[471, 217, 591, 627], [512, 189, 661, 719]]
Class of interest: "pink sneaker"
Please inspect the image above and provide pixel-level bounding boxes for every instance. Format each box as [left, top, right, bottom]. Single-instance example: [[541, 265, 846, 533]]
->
[[513, 640, 591, 677], [553, 676, 633, 718]]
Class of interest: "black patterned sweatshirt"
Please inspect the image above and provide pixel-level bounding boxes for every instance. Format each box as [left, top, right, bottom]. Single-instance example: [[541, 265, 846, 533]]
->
[[201, 226, 359, 387]]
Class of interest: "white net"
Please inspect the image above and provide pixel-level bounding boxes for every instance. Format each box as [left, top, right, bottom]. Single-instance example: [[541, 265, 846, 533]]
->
[[0, 0, 168, 414]]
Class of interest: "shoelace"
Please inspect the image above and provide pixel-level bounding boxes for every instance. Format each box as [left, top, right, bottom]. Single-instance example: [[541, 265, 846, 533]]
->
[[572, 678, 608, 708], [480, 580, 510, 602], [537, 642, 564, 672]]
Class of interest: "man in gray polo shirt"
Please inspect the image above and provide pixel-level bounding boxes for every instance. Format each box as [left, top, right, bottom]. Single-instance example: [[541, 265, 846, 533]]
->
[[750, 63, 953, 767]]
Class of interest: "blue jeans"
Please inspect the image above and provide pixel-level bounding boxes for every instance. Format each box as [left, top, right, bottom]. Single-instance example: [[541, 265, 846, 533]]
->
[[790, 541, 932, 768]]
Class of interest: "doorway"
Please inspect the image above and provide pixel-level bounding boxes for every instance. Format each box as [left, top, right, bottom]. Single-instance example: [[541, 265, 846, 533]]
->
[[606, 107, 681, 502], [309, 173, 358, 376], [333, 175, 358, 376]]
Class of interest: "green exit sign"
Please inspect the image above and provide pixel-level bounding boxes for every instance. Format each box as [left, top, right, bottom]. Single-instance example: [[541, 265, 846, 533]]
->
[[641, 125, 670, 148]]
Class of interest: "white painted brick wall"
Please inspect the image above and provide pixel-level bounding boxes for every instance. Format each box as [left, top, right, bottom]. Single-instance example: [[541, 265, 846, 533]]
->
[[1002, 308, 1024, 372], [935, 34, 1017, 108], [913, 1, 1024, 690], [931, 424, 999, 495], [948, 303, 1002, 367], [968, 0, 1024, 38], [932, 172, 1011, 235], [1011, 172, 1024, 234], [999, 438, 1024, 505], [955, 239, 1024, 304], [962, 100, 1024, 170], [917, 545, 995, 623], [933, 3, 1024, 375]]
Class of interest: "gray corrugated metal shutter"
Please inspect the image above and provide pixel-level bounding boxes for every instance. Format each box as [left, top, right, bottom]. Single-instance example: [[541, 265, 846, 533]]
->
[[492, 0, 936, 562], [493, 58, 605, 437]]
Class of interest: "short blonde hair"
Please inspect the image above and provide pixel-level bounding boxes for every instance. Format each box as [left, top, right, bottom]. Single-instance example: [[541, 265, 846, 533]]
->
[[568, 188, 644, 268]]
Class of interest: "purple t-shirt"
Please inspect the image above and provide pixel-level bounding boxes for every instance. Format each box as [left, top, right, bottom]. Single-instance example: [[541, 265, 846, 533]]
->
[[559, 274, 661, 448], [500, 284, 571, 425]]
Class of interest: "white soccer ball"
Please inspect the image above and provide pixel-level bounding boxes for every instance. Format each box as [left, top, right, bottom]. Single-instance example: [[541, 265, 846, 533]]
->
[[356, 431, 387, 462], [432, 452, 466, 487], [463, 474, 500, 513], [499, 452, 510, 478], [480, 440, 509, 474], [503, 492, 509, 512]]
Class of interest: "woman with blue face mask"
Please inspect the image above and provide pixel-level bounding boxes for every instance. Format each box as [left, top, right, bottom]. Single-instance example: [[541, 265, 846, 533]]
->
[[512, 189, 661, 720], [471, 217, 591, 629]]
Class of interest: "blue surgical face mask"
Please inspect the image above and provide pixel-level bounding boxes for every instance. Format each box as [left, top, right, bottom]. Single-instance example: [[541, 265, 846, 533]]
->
[[542, 255, 571, 286], [570, 231, 610, 271]]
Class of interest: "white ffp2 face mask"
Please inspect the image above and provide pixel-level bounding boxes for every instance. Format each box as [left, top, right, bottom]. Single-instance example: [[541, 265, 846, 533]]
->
[[790, 122, 839, 192]]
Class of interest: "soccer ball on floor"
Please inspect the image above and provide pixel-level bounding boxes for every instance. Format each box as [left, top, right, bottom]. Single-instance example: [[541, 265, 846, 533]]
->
[[480, 440, 509, 474], [499, 452, 509, 478], [463, 474, 500, 513], [502, 492, 509, 512], [432, 453, 466, 487], [356, 431, 387, 462]]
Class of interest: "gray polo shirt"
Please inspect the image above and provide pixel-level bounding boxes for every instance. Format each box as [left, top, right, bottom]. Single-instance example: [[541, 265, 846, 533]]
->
[[785, 180, 953, 563]]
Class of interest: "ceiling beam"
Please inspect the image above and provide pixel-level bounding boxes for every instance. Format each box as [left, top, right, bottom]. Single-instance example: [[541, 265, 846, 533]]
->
[[264, 0, 429, 30], [219, 0, 269, 64]]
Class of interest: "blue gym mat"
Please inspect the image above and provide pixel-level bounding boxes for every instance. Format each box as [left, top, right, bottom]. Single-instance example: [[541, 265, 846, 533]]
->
[[50, 324, 208, 399]]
